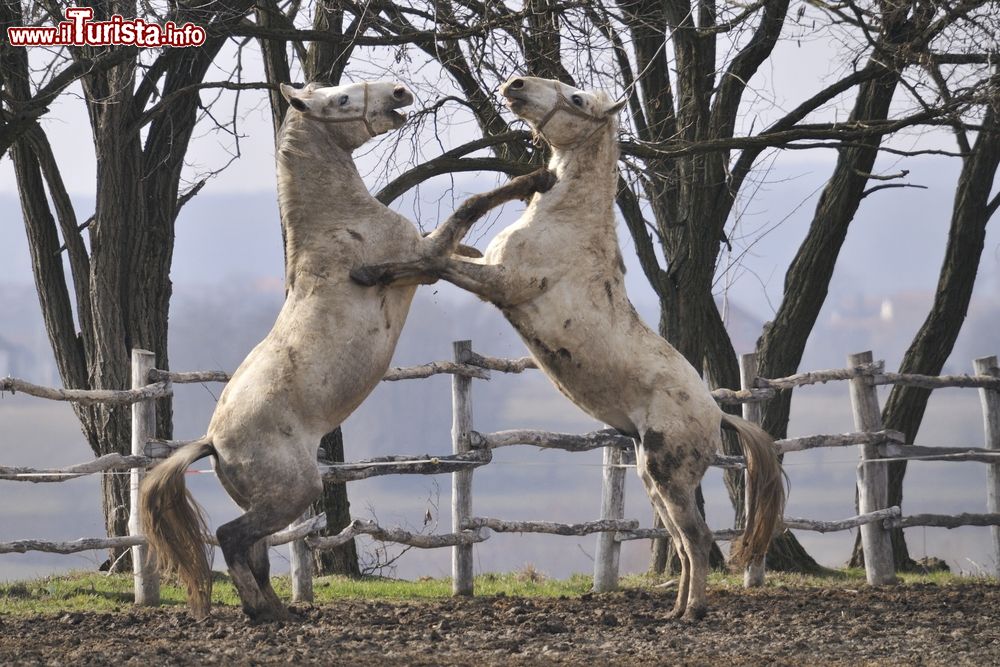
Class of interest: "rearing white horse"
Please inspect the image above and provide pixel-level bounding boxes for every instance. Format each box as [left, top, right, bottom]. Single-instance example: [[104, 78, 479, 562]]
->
[[353, 76, 785, 621], [141, 80, 553, 622]]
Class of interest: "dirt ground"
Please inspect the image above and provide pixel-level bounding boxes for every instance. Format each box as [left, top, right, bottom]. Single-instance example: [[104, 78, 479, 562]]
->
[[2, 583, 998, 665]]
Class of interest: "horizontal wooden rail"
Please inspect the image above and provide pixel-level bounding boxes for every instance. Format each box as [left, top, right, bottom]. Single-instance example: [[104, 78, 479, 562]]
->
[[6, 506, 1000, 558], [0, 378, 170, 405], [615, 507, 903, 542], [306, 518, 487, 550], [779, 507, 903, 535], [885, 512, 1000, 530], [753, 361, 885, 390], [149, 369, 230, 383], [150, 360, 491, 385], [0, 535, 146, 555], [320, 450, 492, 482], [0, 513, 479, 556], [0, 454, 153, 482], [875, 372, 1000, 391], [383, 362, 490, 381], [462, 517, 639, 535], [711, 387, 775, 404], [777, 430, 904, 454], [879, 444, 1000, 464], [475, 428, 628, 452], [467, 352, 536, 373], [8, 357, 999, 409]]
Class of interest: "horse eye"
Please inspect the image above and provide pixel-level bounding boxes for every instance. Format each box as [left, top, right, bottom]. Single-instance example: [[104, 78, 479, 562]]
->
[[339, 95, 349, 106], [571, 94, 584, 106]]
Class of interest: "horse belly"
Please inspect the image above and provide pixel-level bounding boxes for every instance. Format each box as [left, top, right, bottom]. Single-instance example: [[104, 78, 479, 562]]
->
[[294, 286, 415, 420], [505, 300, 641, 434], [209, 284, 415, 445]]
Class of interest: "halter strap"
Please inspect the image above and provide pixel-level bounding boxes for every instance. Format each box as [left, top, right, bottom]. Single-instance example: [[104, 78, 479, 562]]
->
[[312, 82, 377, 137], [534, 81, 610, 150]]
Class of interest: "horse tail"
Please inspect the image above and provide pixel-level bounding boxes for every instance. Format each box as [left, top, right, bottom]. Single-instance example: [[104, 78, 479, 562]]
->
[[139, 437, 215, 619], [721, 414, 786, 568]]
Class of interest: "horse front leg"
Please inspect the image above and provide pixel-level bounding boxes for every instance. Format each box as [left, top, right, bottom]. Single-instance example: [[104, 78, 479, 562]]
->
[[350, 168, 555, 288], [420, 167, 555, 255], [353, 257, 546, 308], [438, 257, 552, 306], [350, 256, 443, 288]]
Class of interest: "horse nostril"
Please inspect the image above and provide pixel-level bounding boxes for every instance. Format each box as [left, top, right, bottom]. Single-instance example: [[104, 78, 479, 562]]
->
[[393, 86, 407, 99], [508, 78, 525, 90]]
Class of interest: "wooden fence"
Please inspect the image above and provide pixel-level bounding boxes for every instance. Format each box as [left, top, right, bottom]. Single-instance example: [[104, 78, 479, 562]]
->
[[1, 341, 999, 607]]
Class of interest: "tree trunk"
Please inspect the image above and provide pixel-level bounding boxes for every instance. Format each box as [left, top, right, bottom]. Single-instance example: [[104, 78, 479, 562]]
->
[[754, 43, 907, 573], [850, 88, 1000, 569], [648, 513, 670, 575], [3, 1, 255, 571], [311, 429, 361, 577]]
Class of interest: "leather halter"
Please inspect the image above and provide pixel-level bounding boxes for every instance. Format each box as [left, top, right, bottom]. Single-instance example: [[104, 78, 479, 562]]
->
[[533, 81, 610, 150], [313, 82, 378, 138]]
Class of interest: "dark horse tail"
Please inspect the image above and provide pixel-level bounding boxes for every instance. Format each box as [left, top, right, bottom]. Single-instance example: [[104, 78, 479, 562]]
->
[[139, 437, 215, 619], [720, 414, 786, 567]]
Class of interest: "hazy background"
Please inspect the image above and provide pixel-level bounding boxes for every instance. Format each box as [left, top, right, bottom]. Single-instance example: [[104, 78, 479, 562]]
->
[[1, 32, 999, 581]]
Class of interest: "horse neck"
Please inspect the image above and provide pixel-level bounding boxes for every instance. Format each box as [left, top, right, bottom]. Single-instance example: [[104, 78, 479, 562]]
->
[[541, 125, 619, 221], [275, 115, 379, 257]]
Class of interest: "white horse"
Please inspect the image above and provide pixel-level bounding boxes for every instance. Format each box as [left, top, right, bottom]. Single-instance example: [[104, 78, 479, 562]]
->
[[141, 80, 553, 622], [352, 76, 785, 621]]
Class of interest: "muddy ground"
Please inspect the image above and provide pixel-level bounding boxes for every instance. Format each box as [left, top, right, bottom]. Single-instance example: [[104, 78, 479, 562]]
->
[[2, 583, 998, 665]]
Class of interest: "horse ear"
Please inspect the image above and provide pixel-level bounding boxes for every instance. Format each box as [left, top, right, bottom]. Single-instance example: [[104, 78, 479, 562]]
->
[[280, 83, 310, 112], [603, 97, 627, 117]]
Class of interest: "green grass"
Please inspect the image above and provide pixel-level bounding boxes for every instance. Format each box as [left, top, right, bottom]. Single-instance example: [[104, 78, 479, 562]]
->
[[0, 567, 993, 616]]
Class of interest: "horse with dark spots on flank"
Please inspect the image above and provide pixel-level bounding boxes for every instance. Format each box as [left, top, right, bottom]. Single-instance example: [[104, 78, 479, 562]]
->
[[352, 75, 785, 621]]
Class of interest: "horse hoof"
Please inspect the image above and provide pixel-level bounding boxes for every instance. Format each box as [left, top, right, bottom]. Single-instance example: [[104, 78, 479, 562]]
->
[[681, 606, 707, 623], [246, 606, 292, 624], [349, 266, 380, 287]]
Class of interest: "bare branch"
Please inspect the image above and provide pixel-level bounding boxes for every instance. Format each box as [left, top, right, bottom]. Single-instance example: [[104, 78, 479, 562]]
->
[[861, 183, 929, 199]]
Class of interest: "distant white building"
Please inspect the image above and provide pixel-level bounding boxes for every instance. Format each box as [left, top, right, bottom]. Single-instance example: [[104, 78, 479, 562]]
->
[[880, 298, 894, 323]]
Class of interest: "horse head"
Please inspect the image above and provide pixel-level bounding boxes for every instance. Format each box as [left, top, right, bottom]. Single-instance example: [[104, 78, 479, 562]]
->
[[279, 80, 414, 149], [500, 76, 625, 150]]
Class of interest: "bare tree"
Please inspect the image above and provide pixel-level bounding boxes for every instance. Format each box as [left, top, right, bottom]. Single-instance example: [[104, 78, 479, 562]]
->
[[752, 1, 1000, 570], [850, 69, 1000, 570], [1, 0, 259, 569]]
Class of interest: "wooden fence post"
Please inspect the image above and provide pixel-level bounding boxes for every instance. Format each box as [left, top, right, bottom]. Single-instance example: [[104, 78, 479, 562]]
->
[[451, 340, 475, 596], [289, 509, 314, 602], [129, 348, 160, 606], [847, 351, 896, 585], [974, 356, 1000, 577], [739, 352, 766, 588], [593, 444, 626, 592]]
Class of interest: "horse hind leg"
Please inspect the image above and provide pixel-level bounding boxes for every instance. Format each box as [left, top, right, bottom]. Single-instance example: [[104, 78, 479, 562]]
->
[[215, 455, 322, 622], [217, 510, 294, 623], [660, 486, 713, 621], [639, 431, 714, 622], [638, 465, 690, 618], [247, 539, 283, 610]]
